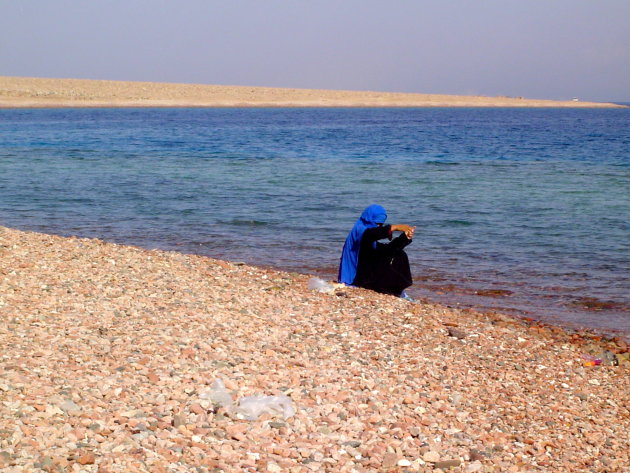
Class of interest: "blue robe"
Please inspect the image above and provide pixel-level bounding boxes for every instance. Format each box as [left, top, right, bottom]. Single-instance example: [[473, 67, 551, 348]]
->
[[338, 204, 387, 285]]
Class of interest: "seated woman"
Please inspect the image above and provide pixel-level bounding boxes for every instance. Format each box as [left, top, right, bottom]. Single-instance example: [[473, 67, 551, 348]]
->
[[338, 204, 415, 297]]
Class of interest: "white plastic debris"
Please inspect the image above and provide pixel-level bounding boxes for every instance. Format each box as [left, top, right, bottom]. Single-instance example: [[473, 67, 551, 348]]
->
[[199, 379, 233, 408], [307, 277, 335, 293], [200, 379, 296, 421], [234, 395, 295, 421]]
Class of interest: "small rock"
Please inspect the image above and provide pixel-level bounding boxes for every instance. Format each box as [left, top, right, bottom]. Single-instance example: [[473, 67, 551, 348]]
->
[[397, 459, 412, 467], [267, 462, 282, 473], [382, 452, 398, 468], [173, 414, 186, 428], [423, 451, 440, 463], [147, 371, 160, 383], [345, 446, 361, 458], [469, 449, 484, 461], [189, 403, 205, 415], [342, 441, 361, 448], [447, 328, 467, 339], [465, 460, 483, 472], [35, 456, 54, 470], [616, 352, 629, 367], [269, 422, 286, 429], [434, 459, 461, 469], [59, 400, 81, 415], [77, 452, 96, 465], [601, 350, 617, 366], [131, 422, 147, 432]]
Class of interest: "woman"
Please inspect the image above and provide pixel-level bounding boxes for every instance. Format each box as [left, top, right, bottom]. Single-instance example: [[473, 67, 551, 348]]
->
[[338, 204, 415, 297]]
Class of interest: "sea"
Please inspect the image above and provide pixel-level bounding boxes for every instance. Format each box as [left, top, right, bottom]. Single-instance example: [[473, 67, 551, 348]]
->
[[1, 107, 628, 340]]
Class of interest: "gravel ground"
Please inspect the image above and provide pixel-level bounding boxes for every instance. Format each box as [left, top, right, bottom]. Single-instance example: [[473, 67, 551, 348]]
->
[[1, 226, 628, 473]]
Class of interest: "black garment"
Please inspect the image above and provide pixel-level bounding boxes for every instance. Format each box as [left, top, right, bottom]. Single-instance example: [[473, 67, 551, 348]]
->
[[352, 224, 413, 296]]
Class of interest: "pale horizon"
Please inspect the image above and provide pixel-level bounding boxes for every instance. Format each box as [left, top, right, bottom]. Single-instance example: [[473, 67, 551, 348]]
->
[[1, 0, 629, 103]]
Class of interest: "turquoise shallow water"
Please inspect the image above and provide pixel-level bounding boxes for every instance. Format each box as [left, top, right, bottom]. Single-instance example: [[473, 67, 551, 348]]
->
[[1, 107, 628, 339]]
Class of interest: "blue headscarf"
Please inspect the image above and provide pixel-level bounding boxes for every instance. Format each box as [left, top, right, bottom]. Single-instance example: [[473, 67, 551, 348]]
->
[[338, 204, 387, 285]]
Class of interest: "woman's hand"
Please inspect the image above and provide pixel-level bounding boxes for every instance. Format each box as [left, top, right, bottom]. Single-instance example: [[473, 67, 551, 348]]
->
[[404, 225, 416, 239], [392, 224, 416, 239]]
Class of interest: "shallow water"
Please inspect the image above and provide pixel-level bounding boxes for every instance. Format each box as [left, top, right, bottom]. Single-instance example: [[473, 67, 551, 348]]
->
[[1, 107, 628, 339]]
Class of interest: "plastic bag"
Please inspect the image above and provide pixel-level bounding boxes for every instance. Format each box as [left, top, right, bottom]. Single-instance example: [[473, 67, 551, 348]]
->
[[234, 395, 295, 421], [199, 379, 233, 408], [308, 277, 334, 293]]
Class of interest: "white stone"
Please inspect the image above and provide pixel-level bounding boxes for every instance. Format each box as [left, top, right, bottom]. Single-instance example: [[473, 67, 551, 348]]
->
[[423, 451, 440, 463], [465, 460, 483, 472], [267, 462, 282, 472]]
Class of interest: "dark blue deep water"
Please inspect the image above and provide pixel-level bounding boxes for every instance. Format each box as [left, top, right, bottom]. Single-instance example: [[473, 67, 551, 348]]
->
[[1, 107, 629, 339]]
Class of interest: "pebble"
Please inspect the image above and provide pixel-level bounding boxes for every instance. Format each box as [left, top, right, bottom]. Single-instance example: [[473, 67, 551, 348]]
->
[[447, 327, 467, 339], [77, 452, 96, 465], [172, 414, 186, 428], [189, 403, 205, 415], [423, 451, 441, 463], [465, 460, 483, 472], [468, 449, 484, 461], [35, 456, 54, 470], [59, 400, 81, 415], [382, 452, 398, 468], [434, 459, 461, 469]]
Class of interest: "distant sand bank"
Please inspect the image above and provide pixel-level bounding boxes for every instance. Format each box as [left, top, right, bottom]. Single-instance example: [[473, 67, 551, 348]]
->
[[0, 76, 624, 108]]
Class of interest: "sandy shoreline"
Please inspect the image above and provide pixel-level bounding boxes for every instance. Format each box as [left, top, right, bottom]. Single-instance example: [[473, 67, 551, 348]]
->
[[0, 76, 624, 109], [0, 226, 628, 472]]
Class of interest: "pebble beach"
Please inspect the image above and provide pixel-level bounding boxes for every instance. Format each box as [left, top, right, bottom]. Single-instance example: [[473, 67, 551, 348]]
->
[[1, 226, 628, 473]]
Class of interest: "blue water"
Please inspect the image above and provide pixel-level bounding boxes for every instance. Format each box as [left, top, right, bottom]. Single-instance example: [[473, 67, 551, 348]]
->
[[1, 107, 629, 339]]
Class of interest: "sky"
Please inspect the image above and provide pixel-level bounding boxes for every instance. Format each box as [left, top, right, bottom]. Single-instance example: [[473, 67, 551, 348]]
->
[[1, 0, 629, 102]]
